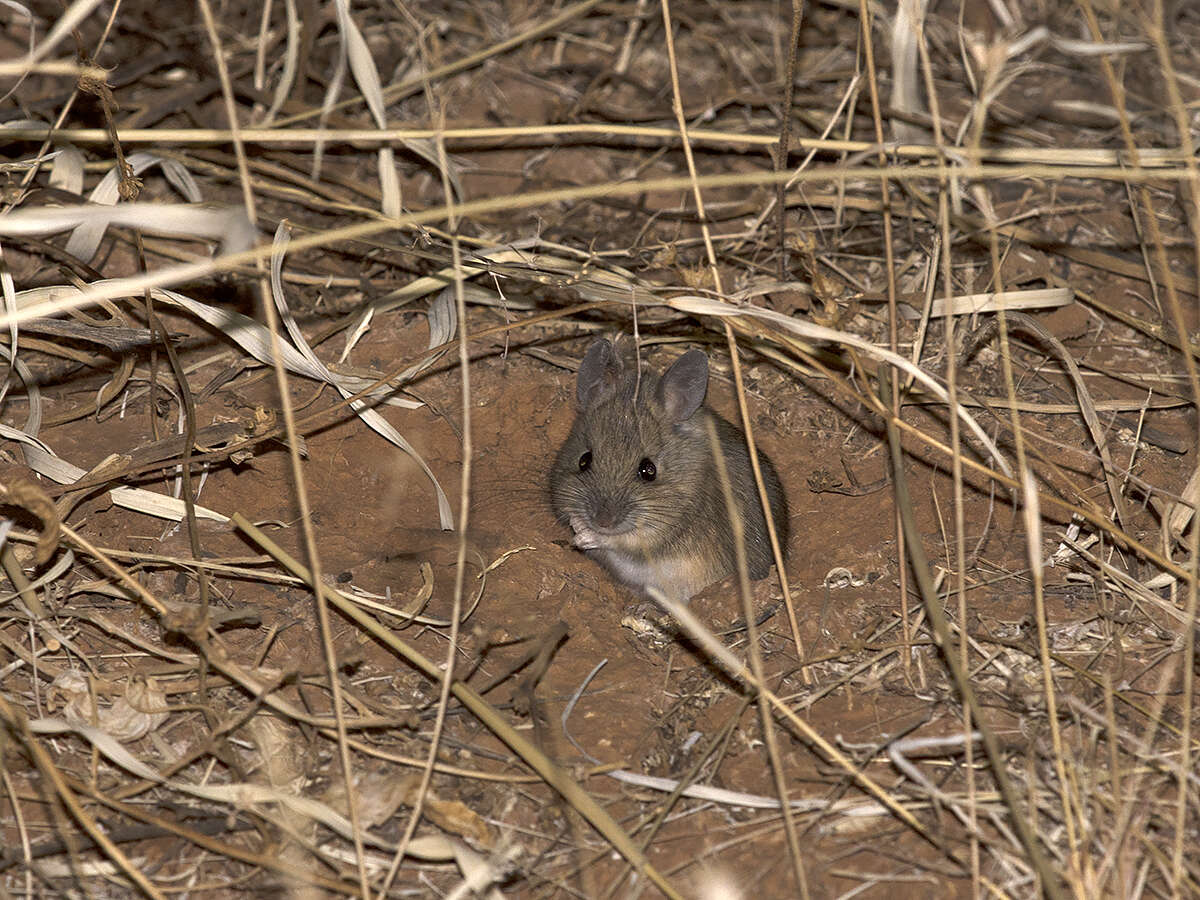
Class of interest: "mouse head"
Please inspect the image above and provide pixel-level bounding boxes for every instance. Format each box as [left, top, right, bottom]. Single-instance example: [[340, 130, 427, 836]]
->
[[551, 340, 713, 545]]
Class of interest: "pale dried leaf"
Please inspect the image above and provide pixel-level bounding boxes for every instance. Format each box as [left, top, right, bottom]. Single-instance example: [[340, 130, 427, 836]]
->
[[0, 1, 34, 105], [0, 202, 253, 265], [28, 715, 392, 848], [1168, 465, 1200, 541], [0, 341, 43, 439], [49, 671, 169, 743], [12, 283, 422, 408], [65, 154, 206, 259], [446, 842, 520, 900], [332, 0, 459, 202], [665, 294, 1013, 478], [1050, 34, 1147, 56], [270, 223, 453, 529], [891, 0, 929, 144], [0, 423, 230, 523], [322, 771, 408, 828], [0, 244, 17, 407], [928, 287, 1072, 317], [47, 143, 84, 195], [397, 774, 493, 847], [247, 716, 308, 794], [338, 305, 372, 363], [23, 0, 103, 66], [261, 0, 300, 125], [324, 772, 494, 845], [379, 146, 401, 219]]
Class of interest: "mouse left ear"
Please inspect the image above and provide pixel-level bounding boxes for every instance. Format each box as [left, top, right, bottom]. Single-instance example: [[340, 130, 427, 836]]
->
[[657, 349, 708, 422], [577, 339, 622, 408]]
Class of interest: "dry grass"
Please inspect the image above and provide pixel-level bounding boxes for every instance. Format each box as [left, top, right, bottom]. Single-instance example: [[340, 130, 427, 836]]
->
[[1, 0, 1199, 897]]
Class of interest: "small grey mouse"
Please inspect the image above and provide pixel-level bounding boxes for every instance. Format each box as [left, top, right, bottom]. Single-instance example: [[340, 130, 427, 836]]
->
[[550, 339, 789, 601]]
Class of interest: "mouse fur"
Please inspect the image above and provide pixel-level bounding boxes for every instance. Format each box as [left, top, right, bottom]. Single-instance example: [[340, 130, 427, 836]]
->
[[549, 339, 788, 601]]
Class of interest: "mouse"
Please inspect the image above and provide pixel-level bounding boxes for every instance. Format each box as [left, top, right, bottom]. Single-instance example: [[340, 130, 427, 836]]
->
[[549, 338, 789, 601]]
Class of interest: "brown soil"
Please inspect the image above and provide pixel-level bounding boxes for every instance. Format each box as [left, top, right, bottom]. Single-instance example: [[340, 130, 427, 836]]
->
[[2, 1, 1200, 898]]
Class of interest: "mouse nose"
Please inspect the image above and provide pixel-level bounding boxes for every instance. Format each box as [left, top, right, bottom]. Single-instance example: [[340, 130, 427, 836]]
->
[[591, 499, 625, 530]]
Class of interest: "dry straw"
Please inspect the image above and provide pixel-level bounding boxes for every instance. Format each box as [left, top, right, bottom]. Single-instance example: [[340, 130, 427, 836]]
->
[[1, 0, 1198, 897]]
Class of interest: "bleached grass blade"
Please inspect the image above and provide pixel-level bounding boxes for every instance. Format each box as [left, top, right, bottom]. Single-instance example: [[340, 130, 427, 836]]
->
[[27, 716, 391, 849], [891, 0, 929, 144], [334, 0, 459, 205], [0, 120, 61, 171], [367, 238, 549, 315], [995, 27, 1147, 70], [0, 550, 74, 606], [65, 154, 205, 260], [989, 312, 1128, 528], [21, 0, 104, 66], [86, 153, 203, 206], [1050, 34, 1147, 57], [0, 242, 17, 407], [339, 307, 372, 363], [0, 203, 254, 263], [270, 224, 453, 529], [564, 663, 827, 812], [334, 0, 406, 213], [392, 287, 456, 385], [378, 145, 401, 219], [12, 283, 420, 408], [332, 287, 452, 389], [310, 0, 348, 180], [605, 768, 827, 811], [47, 144, 84, 195], [0, 342, 41, 439], [0, 118, 49, 131], [334, 0, 384, 127], [12, 284, 310, 378], [3, 273, 427, 525], [320, 836, 466, 866], [261, 0, 300, 125], [929, 286, 1072, 318], [0, 0, 34, 104], [0, 424, 229, 523], [666, 294, 1013, 478], [0, 59, 107, 78], [426, 286, 456, 345], [1168, 466, 1200, 542]]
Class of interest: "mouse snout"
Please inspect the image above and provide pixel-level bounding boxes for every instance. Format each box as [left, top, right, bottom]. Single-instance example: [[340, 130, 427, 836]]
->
[[590, 498, 628, 530]]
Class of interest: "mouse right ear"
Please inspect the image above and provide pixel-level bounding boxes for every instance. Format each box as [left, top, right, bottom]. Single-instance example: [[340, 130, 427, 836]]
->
[[577, 339, 622, 407], [657, 349, 708, 422]]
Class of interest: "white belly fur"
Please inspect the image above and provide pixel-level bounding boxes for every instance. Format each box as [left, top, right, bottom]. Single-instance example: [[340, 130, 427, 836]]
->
[[590, 549, 713, 601]]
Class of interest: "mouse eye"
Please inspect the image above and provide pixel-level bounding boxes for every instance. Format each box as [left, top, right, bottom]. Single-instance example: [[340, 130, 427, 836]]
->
[[578, 451, 592, 472], [638, 458, 657, 482]]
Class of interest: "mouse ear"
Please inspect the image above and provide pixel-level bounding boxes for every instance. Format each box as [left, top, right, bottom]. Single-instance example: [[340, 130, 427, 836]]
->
[[657, 349, 708, 422], [577, 339, 622, 408]]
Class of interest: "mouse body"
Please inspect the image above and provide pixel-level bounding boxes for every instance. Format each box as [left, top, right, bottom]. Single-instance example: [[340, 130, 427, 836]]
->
[[549, 339, 789, 601]]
